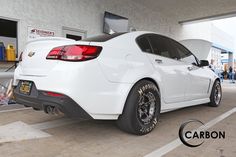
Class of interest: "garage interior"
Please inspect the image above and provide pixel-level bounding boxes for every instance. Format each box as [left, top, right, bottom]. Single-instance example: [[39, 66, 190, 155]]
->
[[0, 18, 17, 48], [0, 0, 236, 157]]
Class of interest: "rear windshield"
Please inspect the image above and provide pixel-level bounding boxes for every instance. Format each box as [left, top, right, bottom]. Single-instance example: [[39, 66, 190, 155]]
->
[[82, 33, 126, 42]]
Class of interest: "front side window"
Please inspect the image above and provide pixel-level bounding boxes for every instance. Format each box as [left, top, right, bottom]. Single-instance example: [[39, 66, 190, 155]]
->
[[170, 40, 198, 65]]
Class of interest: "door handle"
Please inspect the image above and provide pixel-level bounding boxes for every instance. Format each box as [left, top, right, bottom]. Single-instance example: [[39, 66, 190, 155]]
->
[[187, 66, 193, 71], [155, 59, 163, 64]]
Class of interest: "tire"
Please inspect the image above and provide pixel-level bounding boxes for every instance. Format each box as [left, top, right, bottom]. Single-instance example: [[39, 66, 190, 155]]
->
[[209, 80, 222, 107], [117, 80, 160, 135]]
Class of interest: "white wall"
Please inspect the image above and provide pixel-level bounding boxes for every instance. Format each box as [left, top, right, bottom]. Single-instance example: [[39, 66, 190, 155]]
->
[[211, 24, 235, 51], [180, 22, 235, 52], [0, 0, 181, 55]]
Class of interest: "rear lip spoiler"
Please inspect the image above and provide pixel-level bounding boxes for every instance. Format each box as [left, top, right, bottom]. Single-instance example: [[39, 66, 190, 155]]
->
[[27, 37, 75, 44], [27, 37, 92, 46]]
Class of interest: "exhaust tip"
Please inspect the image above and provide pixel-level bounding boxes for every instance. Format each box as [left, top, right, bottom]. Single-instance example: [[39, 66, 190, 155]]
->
[[44, 105, 62, 115]]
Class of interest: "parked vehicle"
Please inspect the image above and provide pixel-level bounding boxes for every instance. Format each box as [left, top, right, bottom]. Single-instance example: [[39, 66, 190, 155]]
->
[[13, 31, 222, 135]]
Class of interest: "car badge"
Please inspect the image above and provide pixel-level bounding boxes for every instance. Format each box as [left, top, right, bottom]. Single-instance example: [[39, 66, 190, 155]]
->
[[28, 51, 36, 57]]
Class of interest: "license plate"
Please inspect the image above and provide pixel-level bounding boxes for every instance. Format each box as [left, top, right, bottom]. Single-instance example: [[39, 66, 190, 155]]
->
[[19, 81, 33, 95]]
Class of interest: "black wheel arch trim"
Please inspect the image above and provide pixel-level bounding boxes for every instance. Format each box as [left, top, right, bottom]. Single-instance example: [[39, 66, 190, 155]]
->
[[121, 77, 161, 115]]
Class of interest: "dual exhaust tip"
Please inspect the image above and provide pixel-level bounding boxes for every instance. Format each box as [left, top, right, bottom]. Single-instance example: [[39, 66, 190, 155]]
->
[[43, 105, 63, 115]]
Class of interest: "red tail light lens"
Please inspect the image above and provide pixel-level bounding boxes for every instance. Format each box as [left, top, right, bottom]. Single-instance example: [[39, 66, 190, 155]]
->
[[44, 91, 64, 97], [46, 45, 102, 61]]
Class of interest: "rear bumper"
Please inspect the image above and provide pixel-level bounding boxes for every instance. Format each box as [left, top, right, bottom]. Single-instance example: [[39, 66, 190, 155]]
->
[[14, 61, 132, 120], [13, 82, 92, 119]]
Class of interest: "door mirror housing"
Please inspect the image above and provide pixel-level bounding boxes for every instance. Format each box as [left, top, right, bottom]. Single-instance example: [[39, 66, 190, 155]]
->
[[199, 60, 209, 67]]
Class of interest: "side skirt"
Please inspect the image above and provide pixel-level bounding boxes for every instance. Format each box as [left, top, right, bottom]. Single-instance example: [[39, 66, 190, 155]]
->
[[160, 98, 210, 113]]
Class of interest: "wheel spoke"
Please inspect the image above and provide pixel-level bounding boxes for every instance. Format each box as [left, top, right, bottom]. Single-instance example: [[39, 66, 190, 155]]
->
[[137, 92, 156, 125], [214, 83, 222, 105]]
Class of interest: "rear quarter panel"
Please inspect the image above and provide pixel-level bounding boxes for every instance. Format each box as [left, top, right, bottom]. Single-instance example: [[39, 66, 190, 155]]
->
[[92, 33, 156, 84]]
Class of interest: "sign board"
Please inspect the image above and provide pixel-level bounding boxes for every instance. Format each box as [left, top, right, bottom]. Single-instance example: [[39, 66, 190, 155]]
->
[[27, 27, 55, 41]]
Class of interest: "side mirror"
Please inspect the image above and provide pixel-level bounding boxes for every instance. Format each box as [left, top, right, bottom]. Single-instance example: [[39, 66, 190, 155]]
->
[[199, 60, 209, 67]]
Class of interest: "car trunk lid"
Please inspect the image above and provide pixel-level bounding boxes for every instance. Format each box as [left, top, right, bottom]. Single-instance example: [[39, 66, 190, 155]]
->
[[20, 37, 90, 76]]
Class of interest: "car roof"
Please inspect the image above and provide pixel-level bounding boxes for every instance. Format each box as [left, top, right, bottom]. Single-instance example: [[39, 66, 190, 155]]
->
[[82, 31, 158, 42]]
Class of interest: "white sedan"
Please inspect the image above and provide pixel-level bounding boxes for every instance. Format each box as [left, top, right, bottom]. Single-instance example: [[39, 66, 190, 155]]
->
[[13, 31, 222, 135]]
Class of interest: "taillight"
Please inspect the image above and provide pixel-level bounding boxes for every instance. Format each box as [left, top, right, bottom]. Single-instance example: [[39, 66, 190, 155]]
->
[[43, 91, 64, 97], [46, 45, 102, 61], [19, 52, 23, 62]]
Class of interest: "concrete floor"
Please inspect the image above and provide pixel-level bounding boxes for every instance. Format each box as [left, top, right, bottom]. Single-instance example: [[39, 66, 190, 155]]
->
[[0, 81, 235, 157]]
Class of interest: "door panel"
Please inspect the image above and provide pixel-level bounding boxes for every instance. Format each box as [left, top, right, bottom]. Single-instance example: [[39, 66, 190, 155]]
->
[[146, 54, 189, 103], [186, 66, 211, 100], [145, 35, 189, 104], [169, 39, 210, 100]]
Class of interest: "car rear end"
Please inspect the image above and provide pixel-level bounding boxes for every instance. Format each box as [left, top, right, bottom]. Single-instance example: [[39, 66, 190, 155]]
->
[[14, 37, 107, 119], [13, 32, 147, 120]]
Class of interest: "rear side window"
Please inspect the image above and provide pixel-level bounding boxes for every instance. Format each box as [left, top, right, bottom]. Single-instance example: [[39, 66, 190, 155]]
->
[[136, 36, 152, 53], [82, 33, 125, 42], [148, 35, 177, 59]]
